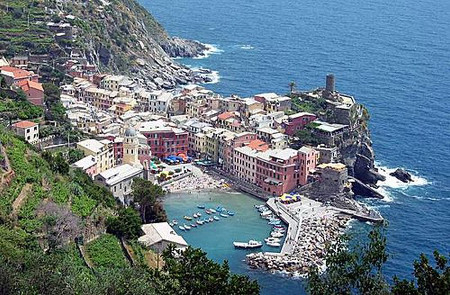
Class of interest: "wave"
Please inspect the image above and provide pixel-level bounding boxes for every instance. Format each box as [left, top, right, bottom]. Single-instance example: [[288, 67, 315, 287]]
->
[[193, 43, 223, 59], [240, 44, 254, 50], [376, 164, 429, 189], [191, 67, 221, 84]]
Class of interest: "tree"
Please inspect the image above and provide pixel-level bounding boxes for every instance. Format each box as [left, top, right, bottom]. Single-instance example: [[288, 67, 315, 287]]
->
[[106, 207, 142, 239], [163, 245, 260, 295], [289, 81, 297, 94], [132, 179, 166, 223], [67, 148, 84, 164], [308, 227, 390, 295], [392, 251, 450, 295]]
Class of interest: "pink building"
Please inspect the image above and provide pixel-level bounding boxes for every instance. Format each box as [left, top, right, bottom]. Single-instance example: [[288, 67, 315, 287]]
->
[[72, 155, 98, 179], [254, 147, 318, 196], [232, 139, 270, 183], [281, 112, 317, 136], [222, 132, 258, 172]]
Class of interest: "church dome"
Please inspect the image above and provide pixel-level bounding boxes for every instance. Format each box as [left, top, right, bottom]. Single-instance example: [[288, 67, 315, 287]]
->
[[124, 127, 137, 137]]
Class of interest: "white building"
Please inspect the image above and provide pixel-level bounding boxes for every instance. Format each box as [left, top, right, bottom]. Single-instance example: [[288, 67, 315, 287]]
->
[[77, 138, 114, 174], [138, 222, 188, 252], [11, 121, 39, 144], [95, 164, 143, 204]]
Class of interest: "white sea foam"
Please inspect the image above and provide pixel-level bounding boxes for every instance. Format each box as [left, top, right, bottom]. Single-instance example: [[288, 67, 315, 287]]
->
[[376, 164, 429, 190], [190, 67, 221, 84], [240, 44, 254, 50], [193, 43, 223, 59]]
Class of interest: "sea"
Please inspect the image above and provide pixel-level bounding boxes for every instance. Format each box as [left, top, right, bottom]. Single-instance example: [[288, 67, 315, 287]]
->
[[141, 0, 450, 294]]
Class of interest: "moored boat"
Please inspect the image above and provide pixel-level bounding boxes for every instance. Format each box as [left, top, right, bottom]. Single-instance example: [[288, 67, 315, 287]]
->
[[197, 212, 202, 217], [233, 240, 263, 249], [220, 213, 228, 218], [208, 217, 214, 222], [196, 220, 204, 225], [213, 216, 220, 221], [191, 223, 197, 228], [210, 208, 217, 213], [271, 231, 284, 238], [197, 204, 206, 209], [184, 215, 192, 221], [265, 237, 281, 243], [179, 225, 185, 231], [184, 224, 191, 230], [205, 209, 212, 214], [193, 213, 198, 218], [172, 219, 178, 225], [227, 211, 235, 216], [266, 241, 281, 247]]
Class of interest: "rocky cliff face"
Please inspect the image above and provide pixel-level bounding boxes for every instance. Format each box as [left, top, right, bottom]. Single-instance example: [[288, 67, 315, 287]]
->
[[336, 105, 385, 189], [52, 0, 208, 88]]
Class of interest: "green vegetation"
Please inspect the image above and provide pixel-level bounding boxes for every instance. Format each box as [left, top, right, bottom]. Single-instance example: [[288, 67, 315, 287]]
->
[[0, 1, 54, 57], [163, 246, 260, 294], [107, 207, 142, 239], [86, 234, 129, 268], [291, 94, 328, 114], [308, 227, 450, 295], [294, 122, 322, 146], [0, 98, 43, 121], [132, 178, 167, 223]]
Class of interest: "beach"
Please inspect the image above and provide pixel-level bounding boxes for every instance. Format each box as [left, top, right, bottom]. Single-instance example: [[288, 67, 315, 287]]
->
[[163, 167, 230, 193]]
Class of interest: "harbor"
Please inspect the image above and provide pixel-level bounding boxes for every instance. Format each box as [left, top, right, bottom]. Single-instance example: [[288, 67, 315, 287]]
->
[[246, 196, 351, 276]]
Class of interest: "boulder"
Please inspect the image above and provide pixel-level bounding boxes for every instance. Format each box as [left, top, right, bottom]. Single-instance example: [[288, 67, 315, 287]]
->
[[390, 168, 413, 183]]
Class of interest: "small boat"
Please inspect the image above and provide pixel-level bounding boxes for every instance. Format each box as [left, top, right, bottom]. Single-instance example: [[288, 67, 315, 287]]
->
[[233, 240, 263, 249], [216, 206, 223, 212], [265, 237, 281, 243], [205, 209, 212, 214], [197, 204, 206, 209], [191, 223, 197, 228], [266, 241, 281, 247], [268, 220, 281, 225], [193, 213, 199, 218], [273, 225, 285, 229], [271, 231, 284, 238], [213, 216, 220, 221], [227, 211, 235, 216], [208, 217, 214, 222], [197, 212, 202, 217], [220, 213, 228, 218], [184, 225, 191, 230], [254, 204, 265, 209], [184, 215, 192, 221], [178, 225, 185, 231], [260, 211, 272, 217], [169, 222, 174, 227], [172, 219, 178, 225], [210, 208, 217, 213], [196, 220, 204, 225]]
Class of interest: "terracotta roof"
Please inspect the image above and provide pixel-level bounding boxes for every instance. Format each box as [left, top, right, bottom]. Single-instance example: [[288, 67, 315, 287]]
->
[[17, 80, 43, 92], [247, 139, 269, 152], [0, 66, 34, 79], [218, 111, 234, 121], [12, 120, 38, 129]]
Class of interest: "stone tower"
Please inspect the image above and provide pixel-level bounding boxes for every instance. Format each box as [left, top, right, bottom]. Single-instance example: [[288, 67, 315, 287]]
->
[[123, 126, 139, 166]]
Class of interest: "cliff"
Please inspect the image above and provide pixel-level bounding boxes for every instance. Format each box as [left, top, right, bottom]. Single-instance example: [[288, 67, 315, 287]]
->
[[0, 0, 207, 88]]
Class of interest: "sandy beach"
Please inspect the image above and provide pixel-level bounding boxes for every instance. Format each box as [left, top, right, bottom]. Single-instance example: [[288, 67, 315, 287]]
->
[[164, 169, 230, 193]]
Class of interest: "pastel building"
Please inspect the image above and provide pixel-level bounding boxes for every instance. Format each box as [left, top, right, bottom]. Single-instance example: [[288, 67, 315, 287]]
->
[[72, 155, 97, 178], [137, 121, 188, 158], [76, 138, 114, 174], [281, 112, 317, 136]]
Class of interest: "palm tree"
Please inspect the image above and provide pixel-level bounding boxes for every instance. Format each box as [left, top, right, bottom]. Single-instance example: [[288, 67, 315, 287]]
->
[[289, 81, 297, 94]]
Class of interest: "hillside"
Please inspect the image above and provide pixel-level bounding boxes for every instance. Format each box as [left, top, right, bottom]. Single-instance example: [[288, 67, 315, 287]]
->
[[0, 0, 207, 88]]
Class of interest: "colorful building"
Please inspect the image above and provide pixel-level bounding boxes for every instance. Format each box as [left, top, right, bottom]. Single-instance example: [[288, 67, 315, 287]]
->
[[281, 112, 317, 136]]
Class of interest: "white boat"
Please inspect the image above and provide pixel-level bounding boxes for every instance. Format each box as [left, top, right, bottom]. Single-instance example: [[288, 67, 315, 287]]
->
[[184, 224, 191, 230], [271, 231, 284, 238], [260, 211, 272, 217], [220, 213, 228, 218], [197, 212, 202, 217], [233, 240, 263, 249], [178, 225, 185, 231], [210, 209, 217, 213], [172, 219, 178, 225], [213, 216, 220, 221], [169, 222, 174, 227], [266, 241, 281, 247], [264, 237, 281, 243], [196, 220, 204, 225], [193, 213, 198, 218]]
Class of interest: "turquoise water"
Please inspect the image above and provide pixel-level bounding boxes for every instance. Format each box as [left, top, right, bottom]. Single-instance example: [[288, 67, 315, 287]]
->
[[143, 0, 450, 293], [164, 192, 305, 294]]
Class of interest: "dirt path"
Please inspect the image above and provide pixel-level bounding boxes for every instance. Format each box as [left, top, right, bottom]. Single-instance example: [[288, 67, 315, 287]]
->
[[10, 183, 32, 217]]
